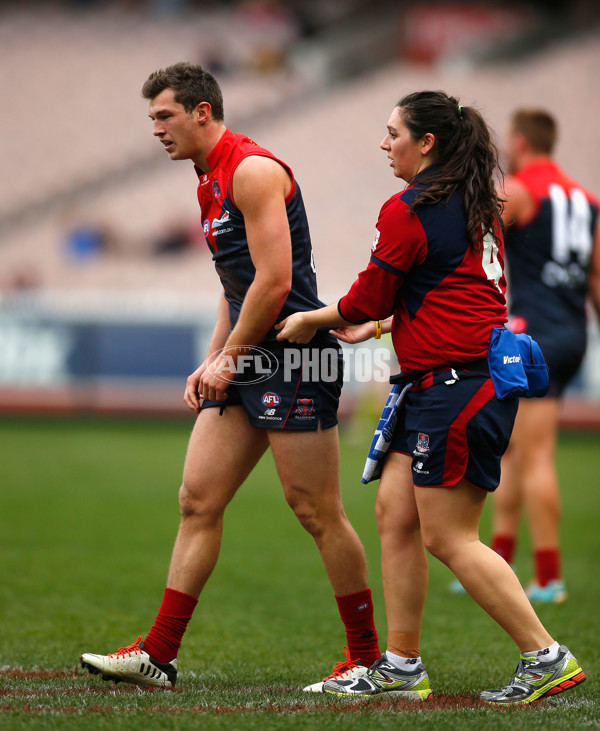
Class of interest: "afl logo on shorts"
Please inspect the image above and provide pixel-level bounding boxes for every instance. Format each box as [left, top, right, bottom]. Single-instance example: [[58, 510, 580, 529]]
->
[[262, 392, 281, 407]]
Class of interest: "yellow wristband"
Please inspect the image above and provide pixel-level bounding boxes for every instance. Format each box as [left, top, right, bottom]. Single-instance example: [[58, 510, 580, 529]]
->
[[374, 320, 382, 339]]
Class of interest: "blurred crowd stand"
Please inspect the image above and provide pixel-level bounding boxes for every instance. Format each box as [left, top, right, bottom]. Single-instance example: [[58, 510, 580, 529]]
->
[[0, 0, 598, 419]]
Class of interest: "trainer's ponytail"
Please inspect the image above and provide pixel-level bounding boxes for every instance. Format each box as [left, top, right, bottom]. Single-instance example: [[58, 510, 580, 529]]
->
[[397, 91, 503, 249]]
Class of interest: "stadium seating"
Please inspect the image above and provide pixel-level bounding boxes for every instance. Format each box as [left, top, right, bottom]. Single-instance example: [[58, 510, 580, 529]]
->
[[1, 5, 598, 300]]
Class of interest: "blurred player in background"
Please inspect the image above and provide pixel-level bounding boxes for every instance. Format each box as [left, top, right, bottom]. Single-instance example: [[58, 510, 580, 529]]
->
[[80, 62, 380, 690], [277, 91, 586, 705], [490, 109, 600, 603]]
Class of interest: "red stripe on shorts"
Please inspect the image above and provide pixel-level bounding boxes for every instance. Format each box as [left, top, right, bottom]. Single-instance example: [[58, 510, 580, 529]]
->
[[281, 369, 304, 429], [442, 378, 496, 485]]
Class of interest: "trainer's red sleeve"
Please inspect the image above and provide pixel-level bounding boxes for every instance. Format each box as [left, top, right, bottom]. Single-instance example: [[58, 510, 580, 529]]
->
[[338, 196, 427, 323]]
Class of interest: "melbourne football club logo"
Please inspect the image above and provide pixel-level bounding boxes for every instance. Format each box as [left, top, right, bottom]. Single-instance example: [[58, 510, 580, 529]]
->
[[295, 398, 315, 417], [261, 392, 281, 407], [416, 432, 430, 453], [212, 181, 222, 200]]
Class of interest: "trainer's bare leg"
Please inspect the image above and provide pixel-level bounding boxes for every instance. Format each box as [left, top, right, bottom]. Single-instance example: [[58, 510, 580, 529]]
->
[[167, 406, 269, 597], [376, 453, 428, 657], [268, 424, 368, 595], [417, 480, 553, 652]]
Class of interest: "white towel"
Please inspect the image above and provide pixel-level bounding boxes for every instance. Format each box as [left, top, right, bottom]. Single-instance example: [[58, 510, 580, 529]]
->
[[361, 381, 414, 484]]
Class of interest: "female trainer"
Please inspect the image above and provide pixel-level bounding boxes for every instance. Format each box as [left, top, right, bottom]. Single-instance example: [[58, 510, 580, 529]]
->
[[276, 91, 585, 705]]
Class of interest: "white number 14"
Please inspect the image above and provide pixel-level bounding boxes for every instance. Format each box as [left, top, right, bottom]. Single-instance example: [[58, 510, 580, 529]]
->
[[549, 184, 593, 266]]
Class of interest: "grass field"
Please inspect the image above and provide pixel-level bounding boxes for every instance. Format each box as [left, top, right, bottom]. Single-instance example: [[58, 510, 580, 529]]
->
[[0, 415, 598, 729]]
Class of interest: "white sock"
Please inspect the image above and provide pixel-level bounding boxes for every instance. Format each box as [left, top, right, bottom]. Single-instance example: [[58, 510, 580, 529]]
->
[[385, 650, 421, 668], [525, 641, 560, 662]]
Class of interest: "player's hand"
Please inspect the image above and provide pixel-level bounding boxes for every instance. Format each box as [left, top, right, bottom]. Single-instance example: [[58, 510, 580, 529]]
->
[[198, 355, 232, 403], [275, 313, 317, 344], [184, 353, 231, 412], [330, 322, 377, 344], [184, 361, 207, 413]]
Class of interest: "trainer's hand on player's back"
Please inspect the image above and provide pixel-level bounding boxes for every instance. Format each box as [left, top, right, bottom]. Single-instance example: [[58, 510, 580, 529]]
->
[[330, 322, 377, 344], [275, 313, 317, 344]]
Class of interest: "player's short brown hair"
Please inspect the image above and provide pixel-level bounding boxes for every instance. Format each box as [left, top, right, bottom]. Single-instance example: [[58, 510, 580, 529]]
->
[[142, 62, 224, 121], [511, 109, 557, 154]]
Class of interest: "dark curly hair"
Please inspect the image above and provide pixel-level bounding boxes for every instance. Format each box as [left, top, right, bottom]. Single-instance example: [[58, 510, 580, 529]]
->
[[398, 90, 503, 248]]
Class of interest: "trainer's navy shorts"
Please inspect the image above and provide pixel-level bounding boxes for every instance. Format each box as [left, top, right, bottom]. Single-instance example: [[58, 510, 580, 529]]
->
[[199, 334, 344, 431], [390, 370, 518, 492]]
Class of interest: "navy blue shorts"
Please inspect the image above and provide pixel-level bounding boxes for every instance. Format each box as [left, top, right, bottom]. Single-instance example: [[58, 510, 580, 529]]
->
[[510, 316, 586, 398], [199, 335, 344, 431], [390, 370, 518, 491], [535, 337, 586, 398]]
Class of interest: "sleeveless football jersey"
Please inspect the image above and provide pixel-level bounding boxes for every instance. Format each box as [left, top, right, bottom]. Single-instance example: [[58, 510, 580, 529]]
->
[[196, 129, 322, 338], [504, 160, 599, 342], [339, 169, 508, 374]]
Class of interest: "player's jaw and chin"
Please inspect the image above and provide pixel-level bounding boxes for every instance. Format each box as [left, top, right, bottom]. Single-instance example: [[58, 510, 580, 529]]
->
[[161, 138, 186, 160]]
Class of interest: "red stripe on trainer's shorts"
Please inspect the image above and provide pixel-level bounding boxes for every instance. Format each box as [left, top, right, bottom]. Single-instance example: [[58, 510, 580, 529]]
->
[[442, 378, 496, 485]]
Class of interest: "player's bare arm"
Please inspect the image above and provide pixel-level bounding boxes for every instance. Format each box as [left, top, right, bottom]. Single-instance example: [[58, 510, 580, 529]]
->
[[501, 176, 536, 227], [185, 292, 230, 412], [197, 155, 292, 400], [587, 225, 600, 320]]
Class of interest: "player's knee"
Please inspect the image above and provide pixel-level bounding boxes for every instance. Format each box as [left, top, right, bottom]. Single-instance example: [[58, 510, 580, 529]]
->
[[178, 481, 224, 523], [290, 500, 324, 538], [178, 483, 202, 519], [285, 489, 331, 538]]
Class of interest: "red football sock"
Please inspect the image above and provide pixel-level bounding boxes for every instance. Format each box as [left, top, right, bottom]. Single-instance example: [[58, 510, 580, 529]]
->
[[335, 589, 380, 666], [491, 534, 516, 564], [143, 587, 198, 663], [534, 548, 561, 587]]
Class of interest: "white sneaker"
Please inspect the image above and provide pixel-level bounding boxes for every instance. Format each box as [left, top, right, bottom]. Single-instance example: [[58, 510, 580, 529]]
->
[[324, 655, 432, 699], [303, 646, 368, 692], [81, 636, 177, 688]]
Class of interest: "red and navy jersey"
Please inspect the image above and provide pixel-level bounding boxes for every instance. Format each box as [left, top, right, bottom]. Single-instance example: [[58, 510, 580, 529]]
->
[[504, 160, 598, 341], [196, 129, 322, 337], [338, 170, 508, 374]]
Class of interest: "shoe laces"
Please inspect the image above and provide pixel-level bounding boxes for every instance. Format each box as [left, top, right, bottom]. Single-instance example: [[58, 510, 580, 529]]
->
[[108, 636, 144, 659], [505, 658, 536, 689], [323, 646, 363, 681]]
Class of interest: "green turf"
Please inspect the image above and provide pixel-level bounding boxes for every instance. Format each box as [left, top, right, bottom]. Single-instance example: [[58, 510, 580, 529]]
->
[[0, 416, 598, 729]]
